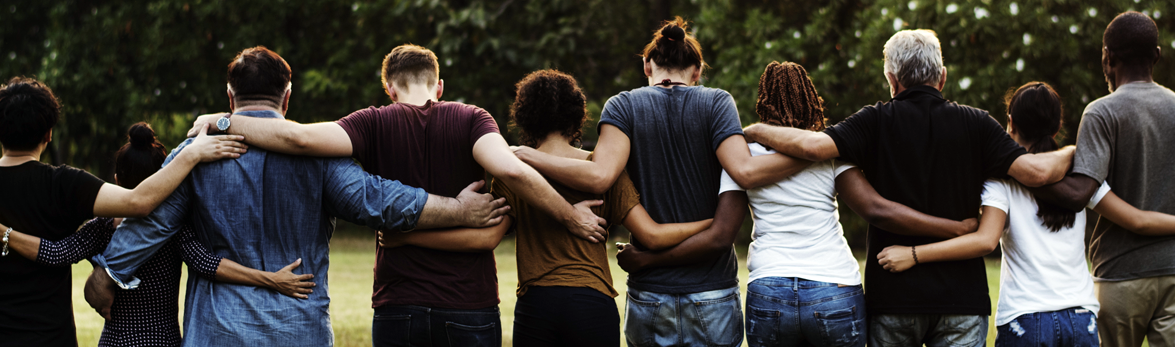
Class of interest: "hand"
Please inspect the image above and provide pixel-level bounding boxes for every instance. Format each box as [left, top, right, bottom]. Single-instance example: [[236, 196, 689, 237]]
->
[[510, 145, 537, 163], [742, 123, 765, 144], [615, 242, 648, 272], [455, 180, 510, 227], [955, 218, 979, 237], [564, 200, 607, 243], [183, 123, 248, 163], [83, 268, 116, 320], [266, 258, 316, 299], [377, 230, 407, 249], [187, 112, 230, 137], [877, 245, 916, 273]]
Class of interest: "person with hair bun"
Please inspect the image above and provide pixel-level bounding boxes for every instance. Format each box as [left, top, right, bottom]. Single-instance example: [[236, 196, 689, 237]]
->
[[0, 122, 311, 347], [731, 61, 980, 347], [0, 76, 247, 346], [514, 17, 811, 346]]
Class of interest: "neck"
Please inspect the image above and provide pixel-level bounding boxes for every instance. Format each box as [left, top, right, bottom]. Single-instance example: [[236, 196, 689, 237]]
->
[[394, 85, 437, 107], [1114, 68, 1153, 90], [0, 147, 42, 166], [233, 104, 283, 114], [534, 132, 585, 158], [649, 68, 695, 88]]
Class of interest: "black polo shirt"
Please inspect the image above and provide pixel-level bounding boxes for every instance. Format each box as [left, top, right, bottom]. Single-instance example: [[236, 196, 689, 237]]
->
[[825, 85, 1026, 315]]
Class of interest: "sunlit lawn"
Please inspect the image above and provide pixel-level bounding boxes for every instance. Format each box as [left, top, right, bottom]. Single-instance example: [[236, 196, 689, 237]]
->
[[71, 225, 1034, 346]]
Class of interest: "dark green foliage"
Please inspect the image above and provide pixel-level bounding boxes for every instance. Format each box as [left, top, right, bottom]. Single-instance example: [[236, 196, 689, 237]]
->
[[2, 0, 1171, 244]]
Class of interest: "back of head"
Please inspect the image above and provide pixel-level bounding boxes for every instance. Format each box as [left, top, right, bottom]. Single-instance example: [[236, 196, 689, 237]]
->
[[227, 46, 292, 109], [382, 44, 440, 95], [756, 61, 826, 131], [641, 17, 706, 72], [883, 30, 944, 89], [0, 77, 60, 151], [115, 122, 167, 189], [1103, 11, 1160, 68], [509, 69, 588, 148], [1005, 82, 1073, 232]]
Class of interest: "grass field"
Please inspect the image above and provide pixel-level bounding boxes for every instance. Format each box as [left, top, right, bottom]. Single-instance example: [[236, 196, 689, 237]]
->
[[67, 226, 1027, 346]]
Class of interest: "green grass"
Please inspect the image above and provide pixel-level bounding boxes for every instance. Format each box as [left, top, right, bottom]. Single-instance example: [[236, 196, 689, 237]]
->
[[66, 228, 1051, 346]]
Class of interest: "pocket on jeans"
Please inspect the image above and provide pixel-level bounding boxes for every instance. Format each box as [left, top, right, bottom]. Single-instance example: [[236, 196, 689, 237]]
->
[[690, 293, 743, 347], [816, 306, 862, 347], [371, 314, 411, 347], [624, 293, 663, 347], [869, 314, 914, 345], [746, 305, 782, 347], [445, 320, 499, 347]]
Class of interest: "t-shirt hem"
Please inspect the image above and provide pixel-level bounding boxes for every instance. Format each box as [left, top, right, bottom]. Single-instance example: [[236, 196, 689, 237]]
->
[[1093, 268, 1175, 282], [625, 278, 739, 294], [372, 298, 500, 310], [995, 304, 1100, 326], [749, 273, 861, 286], [1069, 169, 1104, 185], [520, 283, 618, 298]]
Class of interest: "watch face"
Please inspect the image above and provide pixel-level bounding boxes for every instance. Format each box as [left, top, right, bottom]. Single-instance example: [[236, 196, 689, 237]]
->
[[216, 117, 230, 132]]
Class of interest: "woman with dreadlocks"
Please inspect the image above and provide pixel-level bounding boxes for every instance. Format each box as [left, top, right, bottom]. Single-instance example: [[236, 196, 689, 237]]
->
[[730, 61, 978, 347]]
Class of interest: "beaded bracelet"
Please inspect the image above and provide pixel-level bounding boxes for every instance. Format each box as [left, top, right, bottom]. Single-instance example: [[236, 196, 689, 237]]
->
[[1, 227, 11, 257], [911, 245, 919, 265]]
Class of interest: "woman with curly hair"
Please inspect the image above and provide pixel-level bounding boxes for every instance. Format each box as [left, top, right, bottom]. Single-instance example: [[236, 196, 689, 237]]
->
[[499, 69, 712, 347], [730, 61, 977, 347]]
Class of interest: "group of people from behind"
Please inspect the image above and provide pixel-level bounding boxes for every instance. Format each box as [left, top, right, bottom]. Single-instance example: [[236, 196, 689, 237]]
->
[[1, 9, 1173, 347]]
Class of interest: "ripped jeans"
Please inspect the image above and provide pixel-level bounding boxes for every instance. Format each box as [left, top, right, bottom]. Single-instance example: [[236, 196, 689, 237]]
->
[[995, 307, 1099, 347]]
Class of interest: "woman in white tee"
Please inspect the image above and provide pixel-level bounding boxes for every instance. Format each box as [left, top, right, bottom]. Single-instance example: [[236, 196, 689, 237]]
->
[[877, 82, 1175, 346], [727, 62, 979, 347]]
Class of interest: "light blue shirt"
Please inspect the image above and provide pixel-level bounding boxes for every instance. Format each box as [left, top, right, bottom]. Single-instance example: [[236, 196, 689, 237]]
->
[[93, 110, 429, 347]]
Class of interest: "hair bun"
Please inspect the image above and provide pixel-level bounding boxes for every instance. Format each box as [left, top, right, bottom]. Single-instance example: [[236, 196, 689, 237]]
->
[[127, 122, 158, 148], [660, 25, 686, 43]]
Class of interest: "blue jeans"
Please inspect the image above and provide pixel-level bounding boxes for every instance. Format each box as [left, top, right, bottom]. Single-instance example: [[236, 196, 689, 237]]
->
[[624, 286, 743, 347], [372, 305, 501, 347], [869, 314, 988, 347], [995, 308, 1099, 347], [744, 277, 866, 347]]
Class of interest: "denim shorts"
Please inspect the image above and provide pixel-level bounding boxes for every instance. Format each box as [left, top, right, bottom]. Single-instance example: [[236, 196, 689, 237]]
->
[[624, 286, 743, 347], [372, 305, 500, 347], [996, 307, 1098, 347], [744, 277, 866, 347]]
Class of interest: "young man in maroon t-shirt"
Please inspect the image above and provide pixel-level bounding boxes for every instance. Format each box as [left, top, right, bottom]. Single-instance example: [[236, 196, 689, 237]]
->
[[189, 44, 607, 346]]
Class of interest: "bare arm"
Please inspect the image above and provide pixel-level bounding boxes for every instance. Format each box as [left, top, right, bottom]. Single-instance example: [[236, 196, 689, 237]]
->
[[1028, 174, 1100, 213], [836, 168, 977, 239], [622, 204, 713, 251], [616, 191, 748, 272], [1093, 190, 1175, 236], [715, 135, 813, 189], [414, 180, 511, 230], [513, 124, 630, 195], [4, 228, 41, 261], [473, 134, 607, 242], [876, 205, 1006, 272], [1007, 145, 1075, 188], [94, 125, 246, 217], [188, 113, 353, 157], [214, 259, 316, 299], [378, 216, 513, 253], [743, 123, 840, 162]]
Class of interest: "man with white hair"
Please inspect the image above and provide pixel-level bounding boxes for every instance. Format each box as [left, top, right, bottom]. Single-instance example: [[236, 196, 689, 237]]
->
[[743, 29, 1074, 345]]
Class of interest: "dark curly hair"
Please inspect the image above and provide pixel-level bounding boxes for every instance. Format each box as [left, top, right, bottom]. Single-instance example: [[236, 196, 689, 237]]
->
[[509, 69, 588, 148], [756, 61, 826, 131]]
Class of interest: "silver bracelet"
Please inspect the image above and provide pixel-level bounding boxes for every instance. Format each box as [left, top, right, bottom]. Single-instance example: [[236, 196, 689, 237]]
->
[[2, 227, 11, 257]]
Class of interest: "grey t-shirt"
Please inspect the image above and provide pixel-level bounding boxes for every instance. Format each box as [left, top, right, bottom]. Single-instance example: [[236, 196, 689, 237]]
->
[[598, 85, 743, 294], [1073, 82, 1175, 281]]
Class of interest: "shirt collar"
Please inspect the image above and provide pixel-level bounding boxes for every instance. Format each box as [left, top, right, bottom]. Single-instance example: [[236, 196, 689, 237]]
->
[[893, 85, 944, 102], [232, 110, 285, 120]]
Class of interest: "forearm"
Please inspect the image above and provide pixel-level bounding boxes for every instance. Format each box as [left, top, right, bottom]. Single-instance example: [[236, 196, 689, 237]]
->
[[1009, 146, 1074, 188], [1092, 191, 1175, 236], [496, 167, 581, 225], [1027, 174, 1099, 212], [744, 124, 837, 161], [913, 232, 1000, 264], [867, 202, 971, 239], [393, 220, 510, 253], [415, 194, 470, 230], [6, 230, 41, 261], [94, 153, 197, 218], [228, 117, 350, 156], [639, 192, 748, 268], [214, 258, 274, 288], [515, 149, 618, 194], [636, 220, 713, 251]]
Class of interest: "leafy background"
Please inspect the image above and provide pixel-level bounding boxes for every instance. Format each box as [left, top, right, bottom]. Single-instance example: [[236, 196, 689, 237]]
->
[[2, 0, 1172, 244]]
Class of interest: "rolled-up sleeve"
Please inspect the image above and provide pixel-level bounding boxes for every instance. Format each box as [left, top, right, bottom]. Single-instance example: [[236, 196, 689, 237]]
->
[[322, 158, 429, 232]]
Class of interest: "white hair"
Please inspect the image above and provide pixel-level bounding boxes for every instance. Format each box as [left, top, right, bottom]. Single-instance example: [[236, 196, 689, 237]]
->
[[883, 29, 944, 88]]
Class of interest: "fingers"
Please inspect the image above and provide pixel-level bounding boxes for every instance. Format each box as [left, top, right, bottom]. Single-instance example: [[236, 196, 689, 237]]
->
[[463, 180, 485, 193], [295, 273, 316, 283], [580, 199, 605, 208], [615, 242, 627, 251], [596, 216, 608, 228], [280, 258, 303, 272], [197, 122, 210, 137]]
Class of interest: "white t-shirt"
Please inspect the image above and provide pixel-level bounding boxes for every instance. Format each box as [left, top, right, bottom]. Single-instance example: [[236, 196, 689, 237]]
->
[[719, 143, 860, 285], [986, 178, 1109, 326]]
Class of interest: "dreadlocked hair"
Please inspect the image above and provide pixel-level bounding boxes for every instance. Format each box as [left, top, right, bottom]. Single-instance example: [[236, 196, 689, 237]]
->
[[755, 61, 826, 131]]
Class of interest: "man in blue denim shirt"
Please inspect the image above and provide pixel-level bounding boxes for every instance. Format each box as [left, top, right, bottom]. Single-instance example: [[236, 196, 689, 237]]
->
[[84, 47, 507, 347]]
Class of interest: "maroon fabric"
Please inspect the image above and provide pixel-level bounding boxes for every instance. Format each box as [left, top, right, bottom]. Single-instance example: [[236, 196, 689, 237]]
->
[[336, 100, 501, 309]]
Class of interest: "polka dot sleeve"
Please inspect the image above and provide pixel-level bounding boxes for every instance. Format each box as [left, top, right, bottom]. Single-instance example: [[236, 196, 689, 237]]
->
[[175, 225, 221, 279], [35, 218, 116, 267]]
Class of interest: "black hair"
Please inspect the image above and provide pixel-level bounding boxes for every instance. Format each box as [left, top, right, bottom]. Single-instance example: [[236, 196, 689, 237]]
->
[[641, 17, 707, 71], [227, 46, 292, 106], [114, 122, 167, 189], [509, 69, 588, 148], [1005, 82, 1074, 232], [0, 77, 60, 151], [1103, 11, 1160, 68]]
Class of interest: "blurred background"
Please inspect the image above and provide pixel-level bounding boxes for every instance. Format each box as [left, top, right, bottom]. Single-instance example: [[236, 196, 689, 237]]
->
[[3, 0, 1172, 345]]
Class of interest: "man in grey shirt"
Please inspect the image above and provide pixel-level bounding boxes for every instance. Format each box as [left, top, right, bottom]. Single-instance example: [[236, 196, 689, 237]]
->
[[1033, 11, 1175, 346]]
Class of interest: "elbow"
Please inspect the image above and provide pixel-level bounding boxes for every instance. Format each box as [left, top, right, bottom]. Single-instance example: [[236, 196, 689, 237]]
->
[[1019, 169, 1051, 188], [584, 171, 614, 195], [473, 236, 504, 252], [127, 199, 153, 218], [854, 200, 888, 226], [728, 167, 759, 190], [979, 239, 1000, 255], [798, 136, 830, 161], [284, 128, 314, 154]]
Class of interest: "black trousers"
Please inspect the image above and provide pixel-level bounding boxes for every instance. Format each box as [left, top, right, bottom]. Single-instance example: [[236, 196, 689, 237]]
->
[[512, 286, 620, 347]]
